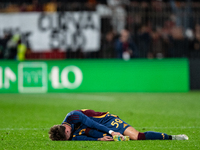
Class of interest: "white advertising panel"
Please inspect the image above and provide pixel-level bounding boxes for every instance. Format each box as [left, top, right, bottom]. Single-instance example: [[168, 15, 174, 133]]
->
[[0, 12, 100, 52]]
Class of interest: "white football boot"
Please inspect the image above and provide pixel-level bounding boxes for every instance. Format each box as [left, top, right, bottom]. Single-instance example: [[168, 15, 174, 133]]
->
[[172, 134, 189, 140]]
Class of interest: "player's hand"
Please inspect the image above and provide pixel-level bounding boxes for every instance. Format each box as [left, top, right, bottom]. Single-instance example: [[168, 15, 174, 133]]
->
[[111, 132, 124, 141], [98, 136, 114, 141]]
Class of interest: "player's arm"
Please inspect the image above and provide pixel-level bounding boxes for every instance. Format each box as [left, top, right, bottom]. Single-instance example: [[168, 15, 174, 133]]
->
[[85, 128, 109, 138], [63, 111, 123, 138], [72, 135, 98, 141], [80, 113, 124, 139], [72, 135, 113, 141]]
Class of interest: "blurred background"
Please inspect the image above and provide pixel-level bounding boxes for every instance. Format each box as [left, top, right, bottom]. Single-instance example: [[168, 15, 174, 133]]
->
[[1, 0, 200, 59], [0, 0, 200, 92]]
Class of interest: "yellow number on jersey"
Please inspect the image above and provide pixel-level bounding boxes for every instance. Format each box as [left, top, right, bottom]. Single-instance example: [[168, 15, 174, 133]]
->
[[111, 119, 123, 128]]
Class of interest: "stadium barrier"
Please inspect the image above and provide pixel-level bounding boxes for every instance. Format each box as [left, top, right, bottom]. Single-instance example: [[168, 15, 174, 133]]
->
[[189, 59, 200, 90], [0, 59, 189, 93]]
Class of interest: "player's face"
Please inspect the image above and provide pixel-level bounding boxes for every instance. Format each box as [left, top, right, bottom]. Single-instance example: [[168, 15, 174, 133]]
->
[[64, 125, 72, 140]]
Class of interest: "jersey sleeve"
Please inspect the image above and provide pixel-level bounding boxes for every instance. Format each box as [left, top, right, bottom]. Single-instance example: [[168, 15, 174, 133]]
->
[[72, 135, 98, 141], [85, 128, 109, 138], [62, 111, 111, 134]]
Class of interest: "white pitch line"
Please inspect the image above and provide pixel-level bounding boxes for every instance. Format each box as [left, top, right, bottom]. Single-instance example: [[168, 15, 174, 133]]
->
[[0, 127, 199, 131], [74, 94, 115, 101], [34, 94, 116, 101], [0, 128, 49, 130], [134, 127, 200, 129]]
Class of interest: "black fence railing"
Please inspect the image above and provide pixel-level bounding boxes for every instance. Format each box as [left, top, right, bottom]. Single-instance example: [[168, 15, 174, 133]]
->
[[0, 1, 200, 60]]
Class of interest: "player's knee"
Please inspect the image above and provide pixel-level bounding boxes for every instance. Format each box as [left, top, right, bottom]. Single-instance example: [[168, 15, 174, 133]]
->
[[129, 134, 138, 140], [123, 126, 139, 140]]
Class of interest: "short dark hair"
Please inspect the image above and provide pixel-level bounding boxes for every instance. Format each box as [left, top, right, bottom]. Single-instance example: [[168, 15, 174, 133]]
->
[[49, 125, 66, 141]]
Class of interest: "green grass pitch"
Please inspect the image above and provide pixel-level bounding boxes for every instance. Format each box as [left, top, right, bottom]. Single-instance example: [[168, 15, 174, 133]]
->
[[0, 92, 200, 150]]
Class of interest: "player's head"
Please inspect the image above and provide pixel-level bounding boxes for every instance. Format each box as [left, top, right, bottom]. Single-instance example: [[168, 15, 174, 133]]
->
[[49, 125, 71, 141]]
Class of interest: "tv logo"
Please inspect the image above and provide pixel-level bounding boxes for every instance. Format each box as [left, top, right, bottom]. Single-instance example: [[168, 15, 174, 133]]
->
[[18, 62, 47, 93], [1, 62, 83, 93], [0, 67, 16, 89], [50, 66, 83, 89]]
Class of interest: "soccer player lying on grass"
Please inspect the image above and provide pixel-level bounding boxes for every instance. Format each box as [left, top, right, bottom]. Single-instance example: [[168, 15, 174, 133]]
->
[[49, 109, 188, 141]]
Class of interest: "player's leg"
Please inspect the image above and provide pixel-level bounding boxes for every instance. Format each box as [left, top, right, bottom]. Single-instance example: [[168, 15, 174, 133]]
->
[[123, 126, 139, 140], [123, 127, 171, 140], [124, 127, 171, 140], [140, 131, 171, 140], [141, 132, 189, 140], [123, 127, 188, 140]]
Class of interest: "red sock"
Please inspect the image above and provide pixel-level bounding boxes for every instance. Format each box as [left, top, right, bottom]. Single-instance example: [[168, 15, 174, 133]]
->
[[137, 132, 146, 140]]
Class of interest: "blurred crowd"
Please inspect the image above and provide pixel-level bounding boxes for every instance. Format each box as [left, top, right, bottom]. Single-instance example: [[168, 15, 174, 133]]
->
[[0, 30, 28, 60], [100, 0, 200, 59], [1, 0, 200, 60], [0, 0, 102, 12]]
